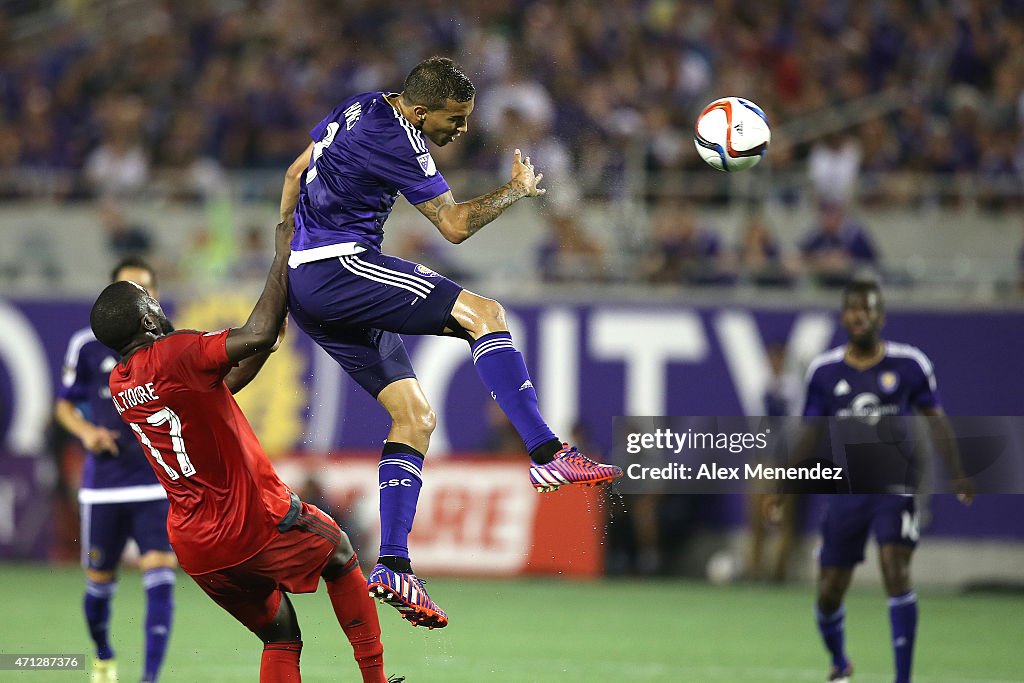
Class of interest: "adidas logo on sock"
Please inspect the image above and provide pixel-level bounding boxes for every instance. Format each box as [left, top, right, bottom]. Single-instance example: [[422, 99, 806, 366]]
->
[[518, 380, 534, 391]]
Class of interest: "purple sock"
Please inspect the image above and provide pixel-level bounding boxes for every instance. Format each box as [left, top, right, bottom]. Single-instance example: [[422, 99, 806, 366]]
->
[[889, 592, 917, 683], [816, 605, 848, 671], [143, 568, 175, 682], [378, 446, 423, 559], [471, 332, 556, 453], [84, 579, 117, 660]]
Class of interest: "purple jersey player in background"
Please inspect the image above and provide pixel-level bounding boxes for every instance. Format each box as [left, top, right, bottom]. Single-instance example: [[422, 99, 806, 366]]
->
[[795, 279, 973, 683], [279, 57, 623, 629], [55, 258, 175, 683]]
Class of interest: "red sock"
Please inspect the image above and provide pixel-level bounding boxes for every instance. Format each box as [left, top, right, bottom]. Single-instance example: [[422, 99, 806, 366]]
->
[[325, 555, 386, 683], [261, 641, 301, 682]]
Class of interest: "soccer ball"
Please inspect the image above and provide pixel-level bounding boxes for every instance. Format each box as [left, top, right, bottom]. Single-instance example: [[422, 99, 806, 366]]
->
[[693, 97, 771, 172]]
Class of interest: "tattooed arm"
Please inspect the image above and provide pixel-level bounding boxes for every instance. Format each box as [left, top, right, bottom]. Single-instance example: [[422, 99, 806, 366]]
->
[[415, 149, 545, 244]]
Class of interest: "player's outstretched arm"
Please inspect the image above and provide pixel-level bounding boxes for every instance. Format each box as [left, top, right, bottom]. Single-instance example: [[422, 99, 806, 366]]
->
[[224, 318, 288, 394], [280, 142, 314, 222], [224, 217, 294, 364], [414, 149, 545, 244], [919, 406, 975, 505], [54, 399, 120, 455]]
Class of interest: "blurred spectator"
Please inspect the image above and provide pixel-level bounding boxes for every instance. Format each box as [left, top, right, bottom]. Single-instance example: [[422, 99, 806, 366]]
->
[[0, 0, 1022, 212], [392, 230, 470, 283], [230, 224, 270, 282], [736, 213, 794, 287], [744, 341, 803, 582], [799, 201, 879, 287], [99, 200, 152, 260], [643, 200, 732, 285], [84, 95, 150, 199], [478, 402, 522, 454], [297, 476, 334, 519], [536, 214, 607, 284], [808, 133, 862, 204], [156, 111, 229, 203]]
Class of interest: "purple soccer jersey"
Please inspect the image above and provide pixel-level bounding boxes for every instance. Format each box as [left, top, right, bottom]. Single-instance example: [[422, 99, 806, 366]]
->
[[804, 341, 938, 567], [60, 328, 164, 497], [803, 341, 940, 419], [293, 91, 450, 255]]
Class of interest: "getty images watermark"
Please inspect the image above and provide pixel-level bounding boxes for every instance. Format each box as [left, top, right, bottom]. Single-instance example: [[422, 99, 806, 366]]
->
[[610, 416, 1023, 495]]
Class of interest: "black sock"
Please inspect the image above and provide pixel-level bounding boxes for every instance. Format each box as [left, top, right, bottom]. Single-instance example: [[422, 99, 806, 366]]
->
[[529, 438, 562, 464], [377, 555, 412, 574]]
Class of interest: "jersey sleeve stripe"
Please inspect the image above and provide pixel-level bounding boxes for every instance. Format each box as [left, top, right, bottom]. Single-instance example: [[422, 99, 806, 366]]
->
[[63, 327, 96, 370], [885, 342, 937, 390], [803, 345, 845, 383], [392, 106, 427, 153]]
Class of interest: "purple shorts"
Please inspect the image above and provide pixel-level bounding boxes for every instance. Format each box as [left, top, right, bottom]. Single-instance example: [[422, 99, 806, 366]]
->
[[819, 494, 919, 568], [81, 498, 172, 571], [288, 251, 463, 397]]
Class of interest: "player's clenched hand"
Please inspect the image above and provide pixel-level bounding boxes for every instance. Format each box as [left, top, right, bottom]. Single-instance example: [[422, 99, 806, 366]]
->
[[511, 148, 546, 198], [761, 494, 784, 524], [275, 214, 295, 254], [82, 425, 120, 455], [952, 478, 975, 506]]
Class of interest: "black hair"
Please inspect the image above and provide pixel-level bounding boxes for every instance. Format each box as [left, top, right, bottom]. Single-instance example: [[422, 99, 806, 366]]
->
[[90, 280, 149, 352], [842, 277, 884, 310], [110, 255, 157, 288], [402, 57, 475, 110]]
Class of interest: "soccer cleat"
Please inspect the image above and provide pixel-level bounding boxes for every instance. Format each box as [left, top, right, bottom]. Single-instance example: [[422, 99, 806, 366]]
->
[[90, 657, 117, 683], [529, 443, 623, 492], [386, 677, 406, 683], [367, 563, 448, 629], [827, 662, 853, 682]]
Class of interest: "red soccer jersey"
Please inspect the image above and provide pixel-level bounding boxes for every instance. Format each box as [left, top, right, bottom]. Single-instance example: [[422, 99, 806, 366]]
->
[[108, 329, 293, 574]]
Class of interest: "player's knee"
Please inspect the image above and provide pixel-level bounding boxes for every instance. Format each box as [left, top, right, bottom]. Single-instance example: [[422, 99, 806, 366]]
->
[[321, 531, 357, 581], [880, 563, 911, 595], [86, 568, 116, 583], [476, 297, 507, 330], [139, 551, 177, 571], [416, 406, 437, 437], [817, 579, 846, 612], [335, 530, 355, 564], [394, 402, 435, 439], [256, 595, 301, 644]]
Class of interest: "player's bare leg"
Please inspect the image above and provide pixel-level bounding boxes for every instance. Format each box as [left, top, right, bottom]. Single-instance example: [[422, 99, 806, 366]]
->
[[368, 379, 448, 629], [818, 566, 855, 682], [447, 290, 622, 492], [255, 593, 302, 683], [320, 533, 390, 682], [880, 544, 917, 683]]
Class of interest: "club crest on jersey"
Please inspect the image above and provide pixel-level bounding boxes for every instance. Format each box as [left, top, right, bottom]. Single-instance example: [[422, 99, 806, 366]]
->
[[414, 264, 439, 277], [417, 153, 437, 177], [879, 371, 899, 393], [834, 379, 851, 396]]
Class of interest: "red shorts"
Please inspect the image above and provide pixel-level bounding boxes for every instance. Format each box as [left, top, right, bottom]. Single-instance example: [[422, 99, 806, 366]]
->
[[189, 501, 341, 632]]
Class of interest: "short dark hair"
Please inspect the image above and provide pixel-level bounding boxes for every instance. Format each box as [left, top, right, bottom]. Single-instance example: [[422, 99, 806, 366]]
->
[[402, 57, 475, 110], [110, 256, 157, 288], [90, 280, 149, 352], [843, 277, 884, 309]]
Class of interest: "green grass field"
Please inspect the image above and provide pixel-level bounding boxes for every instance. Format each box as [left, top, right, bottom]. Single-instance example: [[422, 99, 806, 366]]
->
[[1, 564, 1019, 682]]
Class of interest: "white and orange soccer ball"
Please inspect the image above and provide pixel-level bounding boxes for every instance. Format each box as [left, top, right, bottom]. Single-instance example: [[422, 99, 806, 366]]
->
[[693, 97, 771, 172]]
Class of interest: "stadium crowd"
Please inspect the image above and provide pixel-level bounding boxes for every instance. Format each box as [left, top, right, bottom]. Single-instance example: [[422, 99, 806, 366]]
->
[[0, 0, 1021, 204], [1, 1, 1023, 291]]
